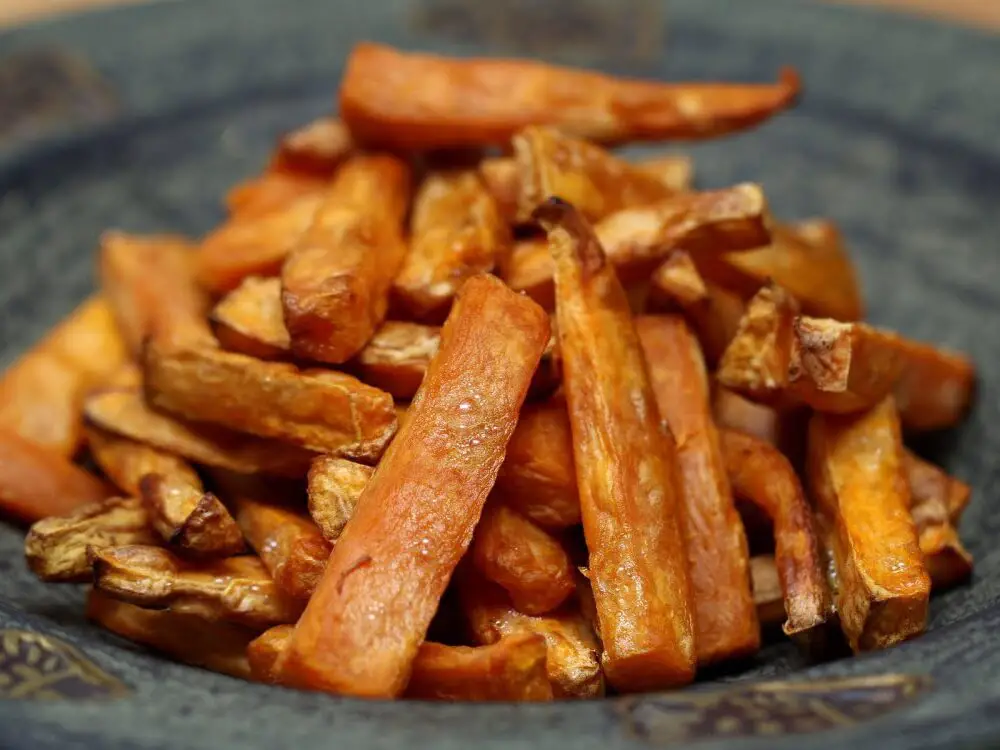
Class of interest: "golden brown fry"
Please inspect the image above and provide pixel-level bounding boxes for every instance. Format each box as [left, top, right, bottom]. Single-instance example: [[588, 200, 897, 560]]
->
[[919, 525, 973, 591], [0, 296, 128, 456], [90, 545, 304, 629], [271, 117, 354, 176], [904, 451, 971, 526], [536, 198, 695, 691], [281, 154, 411, 363], [712, 388, 784, 448], [306, 456, 371, 543], [226, 170, 328, 220], [85, 425, 201, 498], [637, 154, 695, 192], [83, 387, 314, 477], [210, 277, 291, 361], [751, 555, 786, 628], [143, 343, 397, 460], [87, 590, 255, 679], [351, 321, 440, 398], [636, 315, 759, 664], [340, 43, 800, 149], [807, 397, 930, 652], [393, 169, 508, 321], [891, 338, 976, 432], [139, 473, 244, 558], [24, 497, 155, 582]]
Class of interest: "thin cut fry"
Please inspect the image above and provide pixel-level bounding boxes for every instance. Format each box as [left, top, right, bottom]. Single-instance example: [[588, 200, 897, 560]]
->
[[85, 425, 201, 498], [226, 170, 328, 220], [91, 545, 304, 629], [340, 43, 800, 149], [892, 338, 975, 432], [277, 274, 549, 697], [87, 590, 255, 679], [306, 456, 371, 543], [0, 296, 128, 456], [210, 276, 291, 361], [25, 497, 155, 582], [271, 117, 354, 176], [281, 154, 411, 363], [139, 472, 244, 558], [636, 315, 759, 664], [807, 397, 930, 652], [536, 198, 696, 691]]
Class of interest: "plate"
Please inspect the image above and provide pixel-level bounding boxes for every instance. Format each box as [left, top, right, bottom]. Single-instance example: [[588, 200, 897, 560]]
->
[[1, 1, 999, 748]]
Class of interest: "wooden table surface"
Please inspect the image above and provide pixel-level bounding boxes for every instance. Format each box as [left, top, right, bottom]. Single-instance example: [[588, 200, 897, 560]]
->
[[0, 0, 998, 29]]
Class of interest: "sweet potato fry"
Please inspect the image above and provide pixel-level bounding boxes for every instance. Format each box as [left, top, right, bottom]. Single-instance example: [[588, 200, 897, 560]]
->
[[904, 450, 971, 525], [306, 456, 371, 543], [536, 199, 695, 691], [636, 315, 759, 664], [246, 624, 293, 683], [281, 154, 411, 363], [83, 387, 314, 477], [143, 343, 397, 460], [24, 497, 155, 582], [393, 169, 508, 321], [751, 555, 786, 628], [139, 472, 243, 558], [891, 339, 976, 432], [212, 471, 330, 601], [226, 170, 328, 220], [340, 43, 800, 149], [277, 274, 549, 697], [210, 276, 291, 360], [87, 590, 255, 679], [807, 397, 930, 652], [270, 117, 354, 177], [0, 296, 128, 456], [91, 545, 304, 629], [719, 428, 831, 642], [471, 503, 575, 615], [351, 321, 440, 398], [85, 425, 201, 498], [0, 428, 111, 523]]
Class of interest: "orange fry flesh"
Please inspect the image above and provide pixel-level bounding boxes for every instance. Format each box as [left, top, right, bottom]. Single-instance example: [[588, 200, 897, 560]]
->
[[536, 198, 696, 692], [281, 153, 411, 364], [277, 274, 550, 697], [636, 315, 759, 665], [339, 43, 800, 150], [225, 170, 328, 220]]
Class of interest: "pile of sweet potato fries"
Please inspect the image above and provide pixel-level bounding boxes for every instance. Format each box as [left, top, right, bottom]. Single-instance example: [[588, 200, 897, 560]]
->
[[3, 43, 975, 700]]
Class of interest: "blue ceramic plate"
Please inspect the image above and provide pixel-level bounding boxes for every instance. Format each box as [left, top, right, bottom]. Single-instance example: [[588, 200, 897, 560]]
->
[[1, 1, 999, 748]]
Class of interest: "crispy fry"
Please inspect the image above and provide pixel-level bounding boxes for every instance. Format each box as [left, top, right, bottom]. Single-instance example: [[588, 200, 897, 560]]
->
[[213, 471, 331, 601], [751, 555, 786, 628], [83, 387, 314, 477], [24, 497, 155, 582], [0, 296, 128, 456], [281, 154, 411, 363], [0, 428, 111, 523], [904, 450, 971, 525], [504, 184, 769, 310], [306, 456, 371, 543], [277, 274, 549, 697], [536, 199, 695, 691], [91, 545, 304, 629], [719, 428, 831, 642], [807, 397, 930, 652], [271, 117, 354, 176], [85, 425, 201, 497], [340, 43, 800, 149], [636, 315, 759, 664], [210, 276, 291, 360], [87, 590, 255, 679], [226, 170, 328, 220], [143, 343, 397, 460], [139, 473, 244, 558], [352, 321, 440, 398], [393, 169, 508, 321], [892, 338, 976, 432], [471, 503, 575, 615]]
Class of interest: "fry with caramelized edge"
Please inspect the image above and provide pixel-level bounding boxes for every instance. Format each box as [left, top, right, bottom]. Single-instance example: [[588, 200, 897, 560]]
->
[[91, 545, 304, 629], [143, 343, 397, 460], [306, 456, 371, 543], [277, 274, 549, 697], [0, 428, 111, 523], [807, 397, 930, 652], [85, 425, 201, 497], [281, 154, 411, 363], [226, 170, 328, 220], [210, 277, 291, 360], [536, 198, 695, 691], [139, 472, 244, 558], [393, 169, 508, 320], [636, 315, 758, 664], [87, 590, 255, 679], [340, 43, 800, 149], [719, 428, 831, 643], [471, 503, 575, 615], [891, 339, 975, 432], [25, 497, 155, 582], [0, 296, 127, 456], [212, 471, 331, 600], [271, 117, 354, 176]]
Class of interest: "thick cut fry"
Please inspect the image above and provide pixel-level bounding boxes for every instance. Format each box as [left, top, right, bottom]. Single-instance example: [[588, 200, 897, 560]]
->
[[281, 154, 411, 363], [891, 339, 976, 432], [277, 274, 549, 697], [352, 321, 440, 398], [807, 397, 930, 652], [340, 43, 800, 149], [83, 388, 314, 477], [751, 555, 786, 628], [393, 169, 508, 320], [139, 472, 244, 558], [504, 185, 769, 310], [91, 545, 304, 629], [87, 590, 255, 679], [210, 276, 291, 360], [85, 425, 201, 498], [306, 456, 371, 543], [719, 429, 831, 642], [471, 504, 575, 615], [213, 472, 331, 601], [536, 199, 695, 691], [904, 451, 971, 525], [226, 170, 328, 220], [0, 428, 111, 523], [636, 315, 758, 664], [24, 497, 155, 582], [0, 296, 128, 456], [143, 343, 397, 461], [271, 117, 354, 176]]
